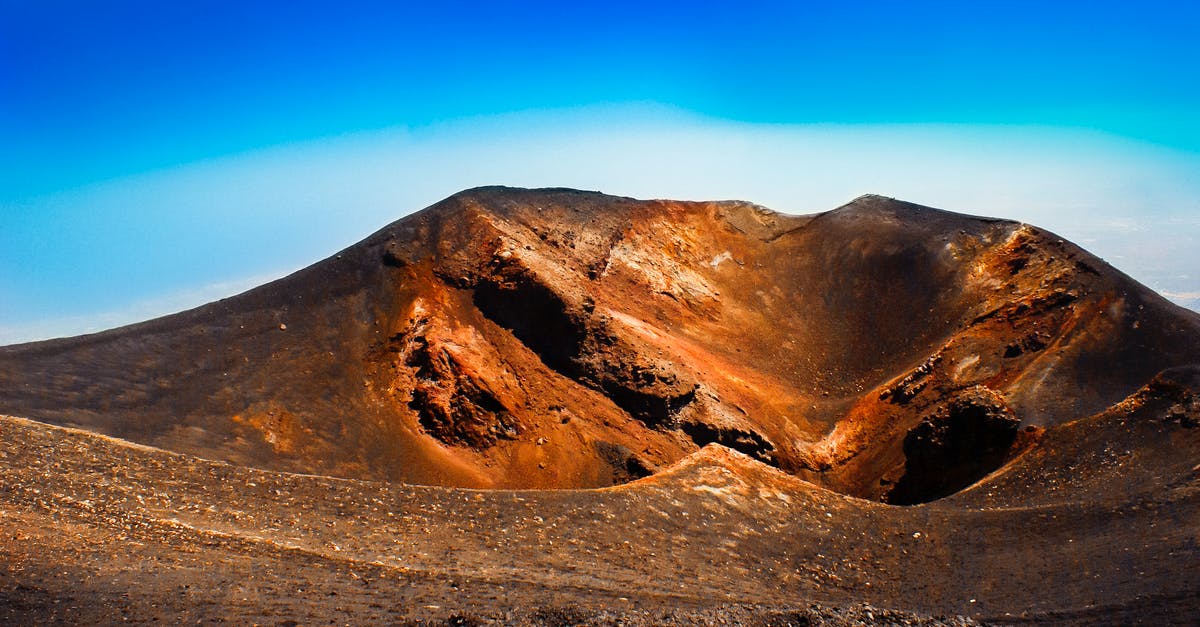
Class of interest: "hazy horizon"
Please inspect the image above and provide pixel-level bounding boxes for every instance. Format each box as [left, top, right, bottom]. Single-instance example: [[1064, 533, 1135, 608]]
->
[[3, 2, 1198, 344]]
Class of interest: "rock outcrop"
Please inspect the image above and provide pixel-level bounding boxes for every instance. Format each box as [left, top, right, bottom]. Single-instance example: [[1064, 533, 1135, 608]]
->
[[1, 187, 1198, 500]]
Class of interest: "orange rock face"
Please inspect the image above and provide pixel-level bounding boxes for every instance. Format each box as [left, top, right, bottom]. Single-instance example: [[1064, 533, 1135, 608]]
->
[[1, 187, 1199, 623], [1, 187, 1197, 499]]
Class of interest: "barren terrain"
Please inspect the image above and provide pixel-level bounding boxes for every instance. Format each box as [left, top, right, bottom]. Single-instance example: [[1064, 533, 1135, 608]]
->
[[1, 188, 1198, 624]]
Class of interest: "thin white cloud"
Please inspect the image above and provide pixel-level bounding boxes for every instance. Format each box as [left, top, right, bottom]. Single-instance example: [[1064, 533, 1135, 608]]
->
[[4, 104, 1200, 343]]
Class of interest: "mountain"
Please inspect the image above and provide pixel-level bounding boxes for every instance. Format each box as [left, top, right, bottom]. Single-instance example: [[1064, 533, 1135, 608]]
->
[[1, 187, 1197, 500], [1, 187, 1198, 623]]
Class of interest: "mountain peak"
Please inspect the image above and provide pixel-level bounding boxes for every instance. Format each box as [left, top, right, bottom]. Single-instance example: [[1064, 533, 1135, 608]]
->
[[4, 186, 1198, 623], [1, 188, 1196, 497]]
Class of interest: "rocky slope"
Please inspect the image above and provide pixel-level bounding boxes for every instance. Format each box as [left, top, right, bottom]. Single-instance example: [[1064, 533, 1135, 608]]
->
[[0, 365, 1196, 624], [1, 187, 1198, 623], [2, 187, 1197, 500]]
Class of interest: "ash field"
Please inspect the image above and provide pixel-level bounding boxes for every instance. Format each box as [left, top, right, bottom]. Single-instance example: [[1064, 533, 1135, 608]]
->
[[1, 187, 1197, 625]]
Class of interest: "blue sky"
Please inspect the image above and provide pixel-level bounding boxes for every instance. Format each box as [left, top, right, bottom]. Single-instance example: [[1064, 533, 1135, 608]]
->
[[2, 1, 1199, 342]]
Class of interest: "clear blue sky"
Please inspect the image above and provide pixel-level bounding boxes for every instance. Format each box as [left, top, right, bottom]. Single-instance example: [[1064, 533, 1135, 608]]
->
[[3, 1, 1200, 341]]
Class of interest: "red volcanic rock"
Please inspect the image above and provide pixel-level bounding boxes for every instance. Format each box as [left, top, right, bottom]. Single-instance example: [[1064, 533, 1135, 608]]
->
[[1, 188, 1198, 623], [885, 386, 1021, 505], [1, 187, 1198, 497]]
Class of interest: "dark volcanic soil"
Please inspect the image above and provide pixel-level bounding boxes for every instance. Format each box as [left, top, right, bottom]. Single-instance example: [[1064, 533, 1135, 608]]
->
[[1, 187, 1199, 624]]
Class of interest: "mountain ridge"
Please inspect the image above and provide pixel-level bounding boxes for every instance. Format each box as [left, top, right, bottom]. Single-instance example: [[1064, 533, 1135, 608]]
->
[[2, 186, 1199, 623], [1, 187, 1197, 499]]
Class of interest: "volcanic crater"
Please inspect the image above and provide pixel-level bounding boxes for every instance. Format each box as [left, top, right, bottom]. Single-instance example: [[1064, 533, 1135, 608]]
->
[[1, 187, 1198, 624]]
